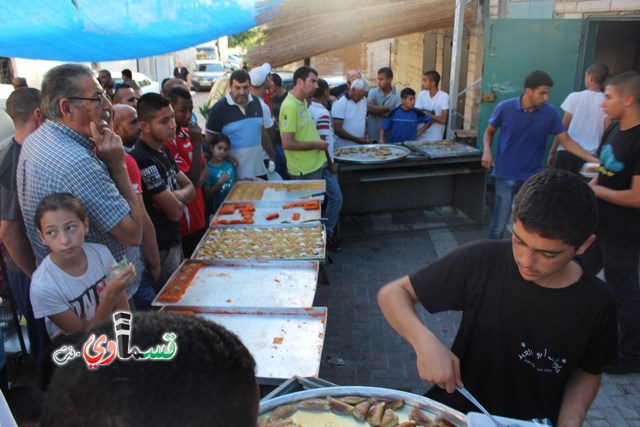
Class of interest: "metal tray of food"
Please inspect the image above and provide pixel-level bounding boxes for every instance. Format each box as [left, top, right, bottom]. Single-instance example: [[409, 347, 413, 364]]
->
[[259, 386, 466, 426], [152, 259, 320, 307], [226, 180, 326, 202], [211, 200, 322, 227], [193, 224, 326, 260], [334, 144, 411, 164], [165, 306, 327, 384], [404, 140, 481, 158]]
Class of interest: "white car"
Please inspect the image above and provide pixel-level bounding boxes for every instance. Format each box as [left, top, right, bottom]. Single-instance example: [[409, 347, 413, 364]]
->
[[192, 60, 225, 91], [113, 72, 160, 95]]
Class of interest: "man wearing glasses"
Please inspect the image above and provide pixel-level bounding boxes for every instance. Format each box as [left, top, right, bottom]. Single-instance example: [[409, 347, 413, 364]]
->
[[17, 63, 146, 302]]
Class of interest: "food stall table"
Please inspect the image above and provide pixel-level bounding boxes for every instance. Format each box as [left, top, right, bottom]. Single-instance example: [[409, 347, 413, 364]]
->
[[337, 152, 486, 222]]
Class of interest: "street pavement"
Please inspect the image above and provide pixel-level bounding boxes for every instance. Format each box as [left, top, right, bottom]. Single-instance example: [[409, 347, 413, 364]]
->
[[315, 207, 640, 427]]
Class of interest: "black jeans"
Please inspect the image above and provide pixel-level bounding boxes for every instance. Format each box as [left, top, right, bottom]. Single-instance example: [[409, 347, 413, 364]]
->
[[582, 236, 640, 361]]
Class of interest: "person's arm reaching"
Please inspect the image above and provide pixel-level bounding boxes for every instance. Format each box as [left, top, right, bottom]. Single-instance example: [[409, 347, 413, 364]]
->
[[378, 275, 463, 393], [590, 175, 640, 208], [556, 132, 599, 164], [0, 221, 36, 278], [548, 112, 573, 168], [481, 124, 497, 170], [333, 119, 368, 145], [281, 131, 328, 152], [91, 122, 144, 246], [428, 108, 449, 125], [187, 121, 203, 188], [556, 368, 601, 427]]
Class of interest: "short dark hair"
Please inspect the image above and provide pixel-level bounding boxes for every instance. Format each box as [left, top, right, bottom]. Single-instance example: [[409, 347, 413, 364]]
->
[[166, 87, 192, 104], [378, 67, 393, 79], [524, 70, 554, 90], [423, 70, 441, 87], [6, 87, 40, 125], [586, 63, 609, 87], [271, 73, 282, 87], [229, 69, 250, 86], [513, 169, 597, 248], [98, 69, 111, 77], [35, 193, 87, 232], [121, 69, 133, 79], [314, 78, 329, 98], [607, 71, 640, 105], [113, 83, 132, 98], [137, 93, 172, 123], [401, 88, 416, 98], [293, 66, 318, 86], [40, 312, 258, 427]]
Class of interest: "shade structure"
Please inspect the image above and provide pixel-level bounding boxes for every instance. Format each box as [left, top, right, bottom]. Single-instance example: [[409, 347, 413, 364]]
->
[[0, 0, 278, 62], [249, 0, 476, 67]]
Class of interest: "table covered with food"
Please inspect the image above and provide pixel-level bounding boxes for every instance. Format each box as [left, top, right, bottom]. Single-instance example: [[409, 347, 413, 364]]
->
[[159, 180, 329, 384], [334, 140, 485, 222]]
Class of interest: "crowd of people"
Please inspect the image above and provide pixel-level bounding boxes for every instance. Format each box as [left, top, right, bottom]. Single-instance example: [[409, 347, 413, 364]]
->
[[0, 58, 638, 425]]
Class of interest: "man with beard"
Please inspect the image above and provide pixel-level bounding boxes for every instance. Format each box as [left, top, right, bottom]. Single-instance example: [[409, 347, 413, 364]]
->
[[17, 63, 146, 301], [205, 69, 272, 179], [129, 94, 195, 290]]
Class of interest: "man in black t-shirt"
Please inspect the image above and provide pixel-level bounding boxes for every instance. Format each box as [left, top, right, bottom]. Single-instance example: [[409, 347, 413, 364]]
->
[[129, 94, 195, 291], [379, 169, 617, 425], [584, 71, 640, 374]]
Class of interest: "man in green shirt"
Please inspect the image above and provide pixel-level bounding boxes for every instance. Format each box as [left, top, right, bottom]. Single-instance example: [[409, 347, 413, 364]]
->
[[279, 66, 343, 251]]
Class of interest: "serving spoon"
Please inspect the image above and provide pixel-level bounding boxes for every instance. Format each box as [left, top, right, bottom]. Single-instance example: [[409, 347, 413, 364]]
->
[[457, 386, 506, 427]]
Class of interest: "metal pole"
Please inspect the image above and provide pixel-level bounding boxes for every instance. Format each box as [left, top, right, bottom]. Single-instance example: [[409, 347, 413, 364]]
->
[[446, 0, 465, 139]]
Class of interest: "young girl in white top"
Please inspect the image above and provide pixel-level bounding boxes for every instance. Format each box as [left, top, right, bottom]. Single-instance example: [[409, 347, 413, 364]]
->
[[30, 193, 136, 338]]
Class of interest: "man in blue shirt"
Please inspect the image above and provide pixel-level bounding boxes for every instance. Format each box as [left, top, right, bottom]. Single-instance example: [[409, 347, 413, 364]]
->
[[483, 70, 600, 239]]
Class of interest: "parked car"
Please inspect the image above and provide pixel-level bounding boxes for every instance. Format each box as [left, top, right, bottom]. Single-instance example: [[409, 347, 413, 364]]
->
[[224, 53, 244, 70], [112, 72, 160, 95], [192, 60, 225, 91]]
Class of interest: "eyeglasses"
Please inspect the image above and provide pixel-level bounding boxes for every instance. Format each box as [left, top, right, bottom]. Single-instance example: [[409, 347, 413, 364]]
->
[[68, 92, 111, 106]]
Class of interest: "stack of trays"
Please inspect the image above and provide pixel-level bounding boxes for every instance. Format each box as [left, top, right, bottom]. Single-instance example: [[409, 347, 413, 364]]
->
[[155, 180, 328, 384]]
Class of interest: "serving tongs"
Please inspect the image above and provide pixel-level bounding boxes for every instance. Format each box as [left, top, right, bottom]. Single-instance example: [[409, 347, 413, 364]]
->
[[457, 387, 508, 427]]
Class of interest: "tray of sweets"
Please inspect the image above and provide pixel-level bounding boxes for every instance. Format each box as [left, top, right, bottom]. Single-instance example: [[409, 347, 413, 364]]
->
[[404, 140, 481, 158], [258, 386, 466, 426], [333, 144, 411, 164], [164, 306, 327, 384], [226, 180, 326, 202], [193, 225, 326, 260], [152, 259, 319, 307], [211, 200, 322, 227]]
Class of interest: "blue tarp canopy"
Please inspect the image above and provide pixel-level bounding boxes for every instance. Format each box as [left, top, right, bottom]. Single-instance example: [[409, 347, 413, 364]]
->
[[0, 0, 271, 61]]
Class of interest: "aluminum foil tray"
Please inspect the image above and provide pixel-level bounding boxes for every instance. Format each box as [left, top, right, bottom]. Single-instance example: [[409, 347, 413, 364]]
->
[[334, 144, 411, 164], [226, 180, 326, 202], [259, 386, 466, 426], [193, 225, 326, 260], [165, 306, 328, 384], [404, 140, 481, 158], [211, 200, 322, 227], [152, 259, 320, 308]]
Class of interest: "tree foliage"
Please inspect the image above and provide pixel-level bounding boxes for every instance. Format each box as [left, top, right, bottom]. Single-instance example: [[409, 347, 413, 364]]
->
[[228, 27, 264, 51]]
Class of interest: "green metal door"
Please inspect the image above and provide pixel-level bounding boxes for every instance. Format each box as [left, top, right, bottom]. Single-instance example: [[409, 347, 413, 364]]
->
[[477, 19, 585, 160]]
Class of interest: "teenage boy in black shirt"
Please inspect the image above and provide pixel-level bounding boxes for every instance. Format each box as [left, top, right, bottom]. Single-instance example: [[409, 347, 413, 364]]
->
[[584, 71, 640, 374], [379, 169, 617, 426], [129, 93, 195, 291]]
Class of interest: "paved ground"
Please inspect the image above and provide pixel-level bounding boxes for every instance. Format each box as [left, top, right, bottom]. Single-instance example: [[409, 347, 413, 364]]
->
[[315, 207, 640, 427], [5, 205, 639, 426]]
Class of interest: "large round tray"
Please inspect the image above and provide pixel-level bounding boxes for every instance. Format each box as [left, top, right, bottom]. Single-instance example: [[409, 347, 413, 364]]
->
[[334, 144, 411, 164], [259, 385, 467, 426]]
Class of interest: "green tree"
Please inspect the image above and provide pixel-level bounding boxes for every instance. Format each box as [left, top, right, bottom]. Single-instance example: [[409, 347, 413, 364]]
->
[[228, 27, 264, 52]]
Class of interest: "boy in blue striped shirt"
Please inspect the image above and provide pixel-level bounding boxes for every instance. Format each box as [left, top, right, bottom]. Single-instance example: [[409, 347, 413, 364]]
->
[[380, 88, 432, 144]]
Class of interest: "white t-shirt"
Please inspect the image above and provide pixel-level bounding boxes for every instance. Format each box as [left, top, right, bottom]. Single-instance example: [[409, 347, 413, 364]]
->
[[259, 97, 275, 160], [557, 90, 606, 154], [30, 242, 116, 338], [309, 101, 335, 161], [331, 94, 368, 149], [415, 89, 449, 141]]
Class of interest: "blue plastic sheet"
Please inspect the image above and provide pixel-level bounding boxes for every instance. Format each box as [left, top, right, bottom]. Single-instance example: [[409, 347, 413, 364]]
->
[[0, 0, 272, 61]]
